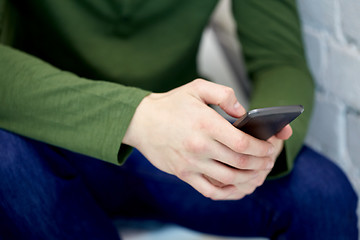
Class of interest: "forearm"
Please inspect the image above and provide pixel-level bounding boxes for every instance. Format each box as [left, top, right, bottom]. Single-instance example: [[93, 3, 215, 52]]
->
[[0, 44, 150, 164]]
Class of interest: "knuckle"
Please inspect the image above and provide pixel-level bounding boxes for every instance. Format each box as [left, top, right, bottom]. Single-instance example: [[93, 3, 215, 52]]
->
[[263, 157, 274, 170], [196, 118, 211, 131], [191, 78, 205, 88], [244, 185, 257, 195], [255, 176, 266, 187], [217, 87, 234, 106], [202, 188, 217, 200], [176, 168, 192, 181], [222, 86, 235, 98], [183, 137, 207, 154], [252, 174, 266, 187], [221, 172, 236, 185], [262, 143, 272, 156], [235, 136, 250, 153], [235, 154, 250, 169], [246, 187, 256, 195]]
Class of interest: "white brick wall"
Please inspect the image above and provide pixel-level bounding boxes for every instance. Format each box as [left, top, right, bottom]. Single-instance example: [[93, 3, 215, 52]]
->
[[341, 0, 360, 45], [297, 0, 360, 230], [298, 0, 337, 35]]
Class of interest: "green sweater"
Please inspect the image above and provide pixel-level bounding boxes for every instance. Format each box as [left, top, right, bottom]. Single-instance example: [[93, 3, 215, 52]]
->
[[0, 0, 314, 177]]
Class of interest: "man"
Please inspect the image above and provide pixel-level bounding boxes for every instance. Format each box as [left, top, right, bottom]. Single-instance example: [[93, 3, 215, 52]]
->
[[0, 0, 357, 239]]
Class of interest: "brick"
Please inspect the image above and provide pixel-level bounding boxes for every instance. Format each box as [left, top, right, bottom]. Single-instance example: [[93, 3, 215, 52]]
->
[[346, 111, 360, 166], [305, 92, 345, 162], [342, 112, 360, 205], [302, 27, 326, 87], [297, 0, 336, 33], [343, 109, 360, 227], [323, 40, 360, 111], [341, 0, 360, 45]]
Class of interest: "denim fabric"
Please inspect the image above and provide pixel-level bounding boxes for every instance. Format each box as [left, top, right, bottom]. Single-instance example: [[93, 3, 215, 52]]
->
[[0, 129, 358, 239]]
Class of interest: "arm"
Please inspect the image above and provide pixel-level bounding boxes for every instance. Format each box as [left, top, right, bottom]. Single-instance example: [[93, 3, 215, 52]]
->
[[232, 0, 314, 177], [0, 44, 150, 164], [0, 44, 278, 200]]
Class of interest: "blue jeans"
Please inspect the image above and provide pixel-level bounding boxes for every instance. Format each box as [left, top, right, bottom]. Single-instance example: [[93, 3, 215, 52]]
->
[[0, 129, 358, 239]]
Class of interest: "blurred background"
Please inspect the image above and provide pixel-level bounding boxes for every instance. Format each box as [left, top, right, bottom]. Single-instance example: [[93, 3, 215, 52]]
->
[[122, 0, 360, 239]]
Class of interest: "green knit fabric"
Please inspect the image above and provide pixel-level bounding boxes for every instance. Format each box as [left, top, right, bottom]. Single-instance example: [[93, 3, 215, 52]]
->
[[0, 0, 313, 176]]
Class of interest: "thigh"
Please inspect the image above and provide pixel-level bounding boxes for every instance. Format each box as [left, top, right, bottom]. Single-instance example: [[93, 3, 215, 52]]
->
[[102, 147, 358, 239], [0, 129, 121, 240], [16, 133, 355, 240]]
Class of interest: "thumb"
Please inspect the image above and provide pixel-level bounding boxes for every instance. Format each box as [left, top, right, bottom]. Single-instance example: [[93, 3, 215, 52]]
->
[[189, 79, 246, 118]]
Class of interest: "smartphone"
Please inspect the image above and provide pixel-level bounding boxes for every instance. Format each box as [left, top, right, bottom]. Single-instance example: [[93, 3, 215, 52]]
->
[[233, 105, 304, 140]]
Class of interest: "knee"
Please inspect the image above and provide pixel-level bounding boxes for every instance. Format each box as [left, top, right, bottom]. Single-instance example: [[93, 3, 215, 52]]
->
[[291, 148, 358, 217], [271, 149, 358, 240]]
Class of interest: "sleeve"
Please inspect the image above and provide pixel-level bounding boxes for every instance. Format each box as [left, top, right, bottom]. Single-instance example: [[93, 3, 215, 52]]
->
[[0, 44, 150, 165], [232, 0, 315, 177]]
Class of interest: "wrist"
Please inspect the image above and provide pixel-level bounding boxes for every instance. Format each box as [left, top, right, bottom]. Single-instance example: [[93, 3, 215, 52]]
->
[[123, 94, 150, 148]]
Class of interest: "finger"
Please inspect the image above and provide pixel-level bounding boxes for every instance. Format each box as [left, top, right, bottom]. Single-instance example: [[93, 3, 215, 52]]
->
[[275, 124, 293, 140], [225, 171, 269, 200], [209, 117, 274, 157], [199, 159, 261, 186], [247, 170, 269, 188], [225, 178, 263, 200], [209, 139, 274, 171], [189, 79, 246, 118], [186, 174, 237, 200], [186, 80, 273, 157], [267, 137, 285, 161]]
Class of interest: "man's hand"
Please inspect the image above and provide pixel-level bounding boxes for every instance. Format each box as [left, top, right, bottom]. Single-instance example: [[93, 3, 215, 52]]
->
[[217, 125, 292, 200], [123, 79, 292, 200]]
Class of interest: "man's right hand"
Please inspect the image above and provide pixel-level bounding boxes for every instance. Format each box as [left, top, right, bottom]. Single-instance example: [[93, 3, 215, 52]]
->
[[123, 79, 280, 200]]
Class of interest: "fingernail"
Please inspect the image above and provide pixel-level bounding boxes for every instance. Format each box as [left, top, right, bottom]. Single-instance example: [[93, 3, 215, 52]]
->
[[234, 101, 241, 109]]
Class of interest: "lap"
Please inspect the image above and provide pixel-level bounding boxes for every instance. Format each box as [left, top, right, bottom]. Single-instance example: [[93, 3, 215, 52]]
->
[[0, 129, 357, 239], [118, 147, 358, 238]]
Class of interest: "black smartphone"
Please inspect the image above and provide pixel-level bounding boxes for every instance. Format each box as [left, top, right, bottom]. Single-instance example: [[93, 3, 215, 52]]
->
[[233, 105, 304, 140]]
